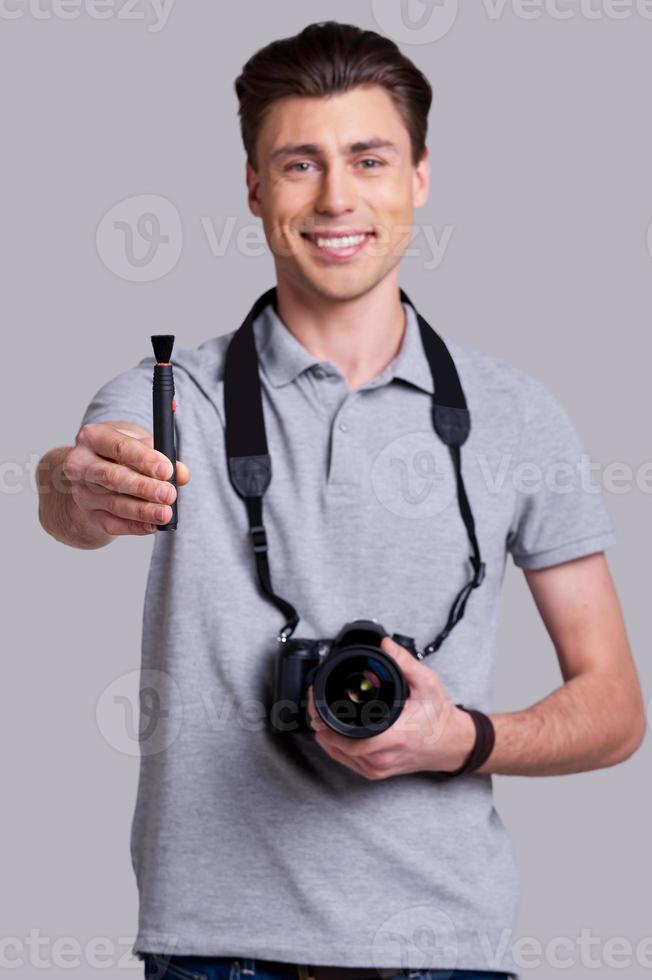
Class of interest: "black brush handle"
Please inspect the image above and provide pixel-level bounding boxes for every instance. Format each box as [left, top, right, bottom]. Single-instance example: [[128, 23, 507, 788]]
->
[[152, 364, 178, 530]]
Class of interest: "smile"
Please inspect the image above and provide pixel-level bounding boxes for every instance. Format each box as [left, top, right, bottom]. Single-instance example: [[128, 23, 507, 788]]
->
[[300, 230, 375, 260]]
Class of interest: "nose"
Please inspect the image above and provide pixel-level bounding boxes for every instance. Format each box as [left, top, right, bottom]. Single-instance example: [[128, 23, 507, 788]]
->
[[313, 162, 356, 218]]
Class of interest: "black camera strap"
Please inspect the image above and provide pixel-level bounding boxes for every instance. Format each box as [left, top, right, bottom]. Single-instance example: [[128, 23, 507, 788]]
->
[[223, 286, 485, 659], [223, 287, 301, 641]]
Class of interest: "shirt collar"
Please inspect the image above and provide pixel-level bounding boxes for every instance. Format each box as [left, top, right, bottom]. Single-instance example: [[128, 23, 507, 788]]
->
[[253, 295, 435, 395]]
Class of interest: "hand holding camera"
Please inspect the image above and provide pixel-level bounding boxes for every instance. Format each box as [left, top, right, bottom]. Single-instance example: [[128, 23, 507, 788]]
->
[[306, 634, 476, 780]]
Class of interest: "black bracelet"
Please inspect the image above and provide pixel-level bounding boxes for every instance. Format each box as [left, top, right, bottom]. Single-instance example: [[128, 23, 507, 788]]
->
[[436, 703, 496, 778]]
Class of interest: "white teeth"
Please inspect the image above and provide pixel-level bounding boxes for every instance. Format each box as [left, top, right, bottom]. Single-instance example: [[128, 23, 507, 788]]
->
[[313, 234, 367, 249]]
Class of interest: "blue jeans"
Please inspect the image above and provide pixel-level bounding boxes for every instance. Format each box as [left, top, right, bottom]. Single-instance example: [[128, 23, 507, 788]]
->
[[141, 954, 511, 980]]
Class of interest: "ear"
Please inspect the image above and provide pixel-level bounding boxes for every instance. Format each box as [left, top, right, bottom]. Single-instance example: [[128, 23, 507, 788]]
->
[[412, 147, 430, 209], [246, 162, 262, 218]]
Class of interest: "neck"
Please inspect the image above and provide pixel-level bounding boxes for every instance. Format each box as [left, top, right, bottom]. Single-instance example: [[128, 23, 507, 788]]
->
[[274, 272, 407, 391]]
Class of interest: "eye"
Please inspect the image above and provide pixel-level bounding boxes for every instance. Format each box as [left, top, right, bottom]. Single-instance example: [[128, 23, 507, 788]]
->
[[358, 158, 384, 169], [286, 161, 317, 173]]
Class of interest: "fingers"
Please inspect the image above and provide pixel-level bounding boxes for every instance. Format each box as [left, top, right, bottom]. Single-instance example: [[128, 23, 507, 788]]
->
[[323, 741, 375, 779], [66, 430, 176, 506], [82, 456, 177, 505], [380, 635, 434, 690], [110, 427, 190, 485], [71, 484, 173, 527], [77, 423, 173, 479], [60, 421, 188, 540], [306, 686, 327, 732], [85, 510, 158, 537], [306, 687, 385, 779]]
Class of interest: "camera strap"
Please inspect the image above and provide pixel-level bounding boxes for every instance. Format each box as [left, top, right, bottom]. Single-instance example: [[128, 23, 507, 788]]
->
[[223, 286, 485, 659]]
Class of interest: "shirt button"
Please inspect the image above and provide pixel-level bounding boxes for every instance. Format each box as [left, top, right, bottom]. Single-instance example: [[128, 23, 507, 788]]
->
[[312, 365, 327, 379], [339, 420, 349, 432]]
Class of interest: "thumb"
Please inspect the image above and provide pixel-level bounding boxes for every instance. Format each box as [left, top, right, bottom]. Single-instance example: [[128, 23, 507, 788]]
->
[[133, 429, 191, 486], [380, 635, 424, 686], [175, 460, 191, 485]]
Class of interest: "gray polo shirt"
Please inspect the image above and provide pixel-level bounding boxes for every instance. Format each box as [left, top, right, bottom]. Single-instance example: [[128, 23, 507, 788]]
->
[[79, 291, 616, 978]]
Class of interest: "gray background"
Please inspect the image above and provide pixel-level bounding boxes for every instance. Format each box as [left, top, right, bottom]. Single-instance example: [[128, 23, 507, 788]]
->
[[2, 1, 651, 977]]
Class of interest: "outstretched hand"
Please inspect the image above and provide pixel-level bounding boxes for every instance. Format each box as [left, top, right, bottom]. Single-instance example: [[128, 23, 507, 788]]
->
[[64, 420, 191, 537]]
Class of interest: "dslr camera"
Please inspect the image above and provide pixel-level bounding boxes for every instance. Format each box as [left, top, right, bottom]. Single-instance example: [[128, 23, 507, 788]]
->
[[270, 618, 419, 739]]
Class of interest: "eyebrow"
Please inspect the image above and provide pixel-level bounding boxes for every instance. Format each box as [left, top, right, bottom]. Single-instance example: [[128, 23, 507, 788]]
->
[[269, 138, 400, 163]]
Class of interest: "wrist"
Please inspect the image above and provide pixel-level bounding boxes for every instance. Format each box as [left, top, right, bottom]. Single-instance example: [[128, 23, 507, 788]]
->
[[439, 705, 496, 778], [438, 703, 476, 773]]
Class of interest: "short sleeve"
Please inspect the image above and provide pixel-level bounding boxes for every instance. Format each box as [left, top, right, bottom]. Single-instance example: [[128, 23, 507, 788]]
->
[[506, 377, 616, 570], [78, 355, 156, 433]]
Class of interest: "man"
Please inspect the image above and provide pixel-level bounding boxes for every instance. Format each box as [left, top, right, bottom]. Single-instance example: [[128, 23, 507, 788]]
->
[[37, 20, 645, 980]]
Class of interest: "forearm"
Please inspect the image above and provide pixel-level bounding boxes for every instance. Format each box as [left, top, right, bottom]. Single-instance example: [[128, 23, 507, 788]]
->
[[37, 447, 114, 550], [474, 670, 645, 777]]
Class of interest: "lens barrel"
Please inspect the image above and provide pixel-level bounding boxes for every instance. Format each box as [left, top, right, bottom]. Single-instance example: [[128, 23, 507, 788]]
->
[[313, 642, 407, 738]]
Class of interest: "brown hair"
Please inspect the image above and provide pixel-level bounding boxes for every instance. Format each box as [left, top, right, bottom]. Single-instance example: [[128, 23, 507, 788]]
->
[[234, 20, 432, 171]]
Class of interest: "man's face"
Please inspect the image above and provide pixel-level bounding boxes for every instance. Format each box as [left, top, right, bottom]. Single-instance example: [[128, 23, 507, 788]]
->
[[246, 84, 430, 303]]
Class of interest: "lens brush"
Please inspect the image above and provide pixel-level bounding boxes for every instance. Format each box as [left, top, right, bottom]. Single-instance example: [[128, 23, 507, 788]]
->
[[151, 334, 178, 531]]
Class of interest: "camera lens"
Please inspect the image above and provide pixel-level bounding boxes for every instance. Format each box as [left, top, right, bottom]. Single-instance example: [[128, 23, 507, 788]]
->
[[344, 668, 381, 704], [322, 654, 399, 731]]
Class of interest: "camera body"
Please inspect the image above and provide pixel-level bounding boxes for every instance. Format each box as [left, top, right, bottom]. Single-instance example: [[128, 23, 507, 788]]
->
[[270, 619, 417, 739]]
